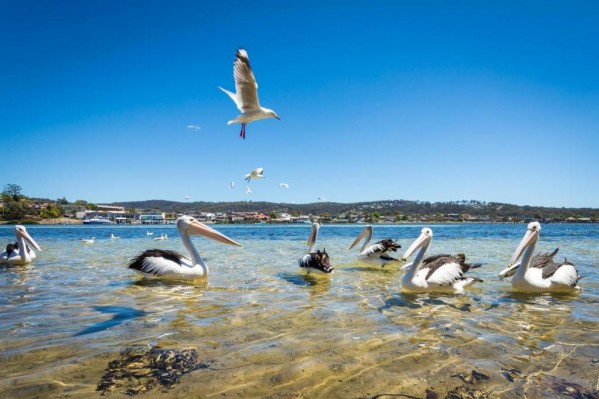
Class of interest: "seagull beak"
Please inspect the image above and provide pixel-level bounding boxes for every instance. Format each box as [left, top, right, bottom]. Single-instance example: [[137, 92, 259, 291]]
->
[[187, 221, 241, 247], [509, 228, 538, 266]]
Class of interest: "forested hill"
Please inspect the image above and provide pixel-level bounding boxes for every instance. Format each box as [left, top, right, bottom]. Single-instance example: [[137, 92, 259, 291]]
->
[[111, 199, 599, 220]]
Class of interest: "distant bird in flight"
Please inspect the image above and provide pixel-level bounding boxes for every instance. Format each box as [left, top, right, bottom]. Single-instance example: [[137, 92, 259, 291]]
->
[[186, 125, 201, 131], [245, 186, 252, 194], [219, 48, 280, 139], [230, 181, 235, 188], [279, 183, 289, 189], [244, 167, 265, 182], [317, 197, 326, 202]]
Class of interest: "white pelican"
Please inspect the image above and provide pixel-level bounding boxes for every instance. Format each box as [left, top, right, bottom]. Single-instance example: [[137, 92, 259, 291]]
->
[[244, 167, 265, 182], [219, 48, 280, 139], [401, 227, 483, 293], [503, 222, 581, 292], [154, 234, 168, 241], [349, 225, 401, 267], [81, 237, 95, 244], [0, 225, 42, 265], [146, 231, 154, 236], [298, 222, 333, 274], [498, 247, 558, 279], [128, 215, 241, 279], [110, 234, 119, 240]]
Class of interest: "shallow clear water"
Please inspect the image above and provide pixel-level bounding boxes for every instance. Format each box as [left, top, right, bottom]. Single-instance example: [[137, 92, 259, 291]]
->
[[1, 223, 598, 398]]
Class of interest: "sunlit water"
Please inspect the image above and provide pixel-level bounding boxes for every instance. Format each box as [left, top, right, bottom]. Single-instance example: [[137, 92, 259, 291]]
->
[[1, 223, 598, 398]]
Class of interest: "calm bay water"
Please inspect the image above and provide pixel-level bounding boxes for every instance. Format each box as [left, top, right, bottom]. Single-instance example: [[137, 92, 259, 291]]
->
[[1, 223, 598, 398]]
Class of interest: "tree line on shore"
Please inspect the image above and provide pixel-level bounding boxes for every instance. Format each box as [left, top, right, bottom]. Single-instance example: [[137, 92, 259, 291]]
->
[[2, 184, 598, 224], [113, 199, 599, 222]]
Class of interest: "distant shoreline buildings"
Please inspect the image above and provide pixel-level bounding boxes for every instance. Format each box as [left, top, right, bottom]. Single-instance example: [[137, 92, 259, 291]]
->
[[1, 197, 597, 225], [40, 204, 599, 225]]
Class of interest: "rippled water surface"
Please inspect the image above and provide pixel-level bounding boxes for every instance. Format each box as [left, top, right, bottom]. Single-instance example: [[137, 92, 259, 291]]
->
[[1, 223, 598, 398]]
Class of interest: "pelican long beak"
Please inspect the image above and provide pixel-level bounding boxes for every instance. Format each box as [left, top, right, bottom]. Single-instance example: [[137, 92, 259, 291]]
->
[[509, 228, 538, 266], [19, 229, 42, 252], [401, 232, 429, 261], [307, 222, 319, 249], [498, 262, 520, 279], [187, 221, 241, 247], [399, 261, 413, 271], [349, 226, 370, 250]]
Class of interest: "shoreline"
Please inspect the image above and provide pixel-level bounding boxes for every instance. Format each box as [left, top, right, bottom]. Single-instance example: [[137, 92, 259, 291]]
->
[[2, 219, 597, 226], [38, 218, 83, 225]]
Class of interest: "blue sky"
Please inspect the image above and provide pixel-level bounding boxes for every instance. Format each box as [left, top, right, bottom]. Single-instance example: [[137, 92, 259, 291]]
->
[[2, 1, 598, 208]]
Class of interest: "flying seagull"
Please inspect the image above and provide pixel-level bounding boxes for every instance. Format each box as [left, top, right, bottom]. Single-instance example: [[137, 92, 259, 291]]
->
[[279, 183, 289, 189], [219, 48, 280, 139], [244, 167, 265, 183]]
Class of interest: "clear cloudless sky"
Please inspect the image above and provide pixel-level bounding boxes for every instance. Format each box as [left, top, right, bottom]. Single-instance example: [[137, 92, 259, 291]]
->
[[2, 0, 598, 207]]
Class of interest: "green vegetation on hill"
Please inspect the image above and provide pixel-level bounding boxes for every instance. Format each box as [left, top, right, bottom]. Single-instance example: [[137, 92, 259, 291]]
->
[[111, 199, 599, 222], [2, 183, 598, 223]]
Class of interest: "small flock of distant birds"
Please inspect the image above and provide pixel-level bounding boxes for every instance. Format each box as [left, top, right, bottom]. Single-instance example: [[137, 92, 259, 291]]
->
[[1, 49, 582, 294], [1, 218, 582, 294]]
